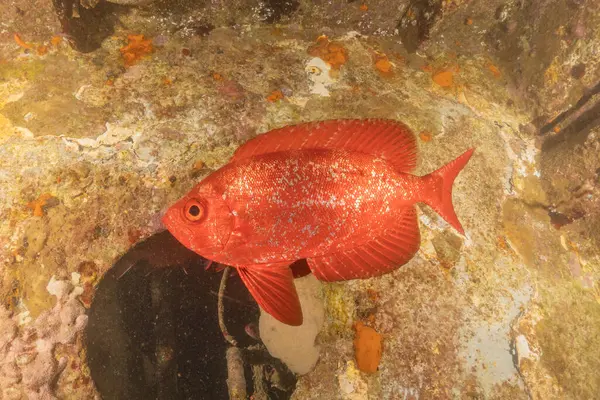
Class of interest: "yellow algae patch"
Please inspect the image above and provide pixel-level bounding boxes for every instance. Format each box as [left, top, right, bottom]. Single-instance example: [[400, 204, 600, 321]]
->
[[0, 114, 15, 142], [19, 272, 54, 318], [323, 284, 354, 334], [544, 57, 561, 86]]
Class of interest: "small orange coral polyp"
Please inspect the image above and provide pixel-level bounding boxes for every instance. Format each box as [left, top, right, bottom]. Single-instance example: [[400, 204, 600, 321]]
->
[[51, 35, 62, 47], [120, 34, 153, 67], [353, 321, 382, 373], [488, 64, 501, 78], [433, 70, 453, 87], [14, 33, 33, 49], [419, 131, 433, 142], [375, 56, 393, 75], [308, 36, 348, 70], [26, 193, 54, 217], [266, 90, 284, 102], [192, 160, 206, 170]]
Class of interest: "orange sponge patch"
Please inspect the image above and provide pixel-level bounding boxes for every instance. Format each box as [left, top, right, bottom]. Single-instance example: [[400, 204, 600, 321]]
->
[[353, 321, 382, 373]]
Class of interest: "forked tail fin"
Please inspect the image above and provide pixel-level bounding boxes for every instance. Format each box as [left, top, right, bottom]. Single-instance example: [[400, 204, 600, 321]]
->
[[420, 149, 475, 234]]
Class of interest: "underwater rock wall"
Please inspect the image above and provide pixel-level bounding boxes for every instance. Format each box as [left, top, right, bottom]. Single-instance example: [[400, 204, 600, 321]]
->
[[1, 0, 599, 398]]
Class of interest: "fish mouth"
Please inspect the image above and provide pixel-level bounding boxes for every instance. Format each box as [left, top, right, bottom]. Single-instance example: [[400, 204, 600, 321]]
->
[[160, 208, 175, 232], [161, 208, 194, 249]]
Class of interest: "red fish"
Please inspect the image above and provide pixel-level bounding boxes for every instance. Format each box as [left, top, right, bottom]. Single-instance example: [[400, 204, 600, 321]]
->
[[163, 119, 474, 326]]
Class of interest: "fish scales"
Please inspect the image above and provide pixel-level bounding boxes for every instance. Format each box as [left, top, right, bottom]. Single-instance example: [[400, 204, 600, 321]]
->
[[210, 149, 406, 264]]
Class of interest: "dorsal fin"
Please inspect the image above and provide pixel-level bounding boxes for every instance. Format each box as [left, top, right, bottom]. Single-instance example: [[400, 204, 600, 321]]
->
[[232, 119, 417, 172]]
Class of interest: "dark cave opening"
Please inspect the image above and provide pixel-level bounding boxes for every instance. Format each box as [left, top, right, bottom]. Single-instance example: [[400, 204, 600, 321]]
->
[[84, 230, 296, 399]]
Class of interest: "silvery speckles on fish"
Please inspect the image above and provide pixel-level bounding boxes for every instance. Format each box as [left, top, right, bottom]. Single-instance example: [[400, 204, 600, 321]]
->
[[163, 119, 474, 326]]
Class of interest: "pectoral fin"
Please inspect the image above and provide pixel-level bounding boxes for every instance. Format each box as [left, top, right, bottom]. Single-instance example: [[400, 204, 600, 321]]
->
[[307, 206, 421, 281], [237, 263, 303, 326]]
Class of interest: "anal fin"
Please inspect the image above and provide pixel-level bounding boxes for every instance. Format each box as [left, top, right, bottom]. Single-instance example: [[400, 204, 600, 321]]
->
[[307, 207, 421, 282], [237, 263, 303, 326]]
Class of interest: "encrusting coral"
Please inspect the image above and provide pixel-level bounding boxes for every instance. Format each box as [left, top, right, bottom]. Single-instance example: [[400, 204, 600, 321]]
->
[[0, 275, 87, 399]]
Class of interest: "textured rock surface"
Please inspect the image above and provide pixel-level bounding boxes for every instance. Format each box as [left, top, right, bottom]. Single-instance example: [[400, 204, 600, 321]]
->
[[1, 0, 599, 399]]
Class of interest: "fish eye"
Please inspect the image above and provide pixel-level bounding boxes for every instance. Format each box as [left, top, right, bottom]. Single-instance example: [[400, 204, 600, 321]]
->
[[184, 199, 205, 222]]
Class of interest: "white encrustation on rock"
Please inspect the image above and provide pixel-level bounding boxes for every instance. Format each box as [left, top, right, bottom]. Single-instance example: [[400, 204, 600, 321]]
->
[[259, 274, 324, 375]]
